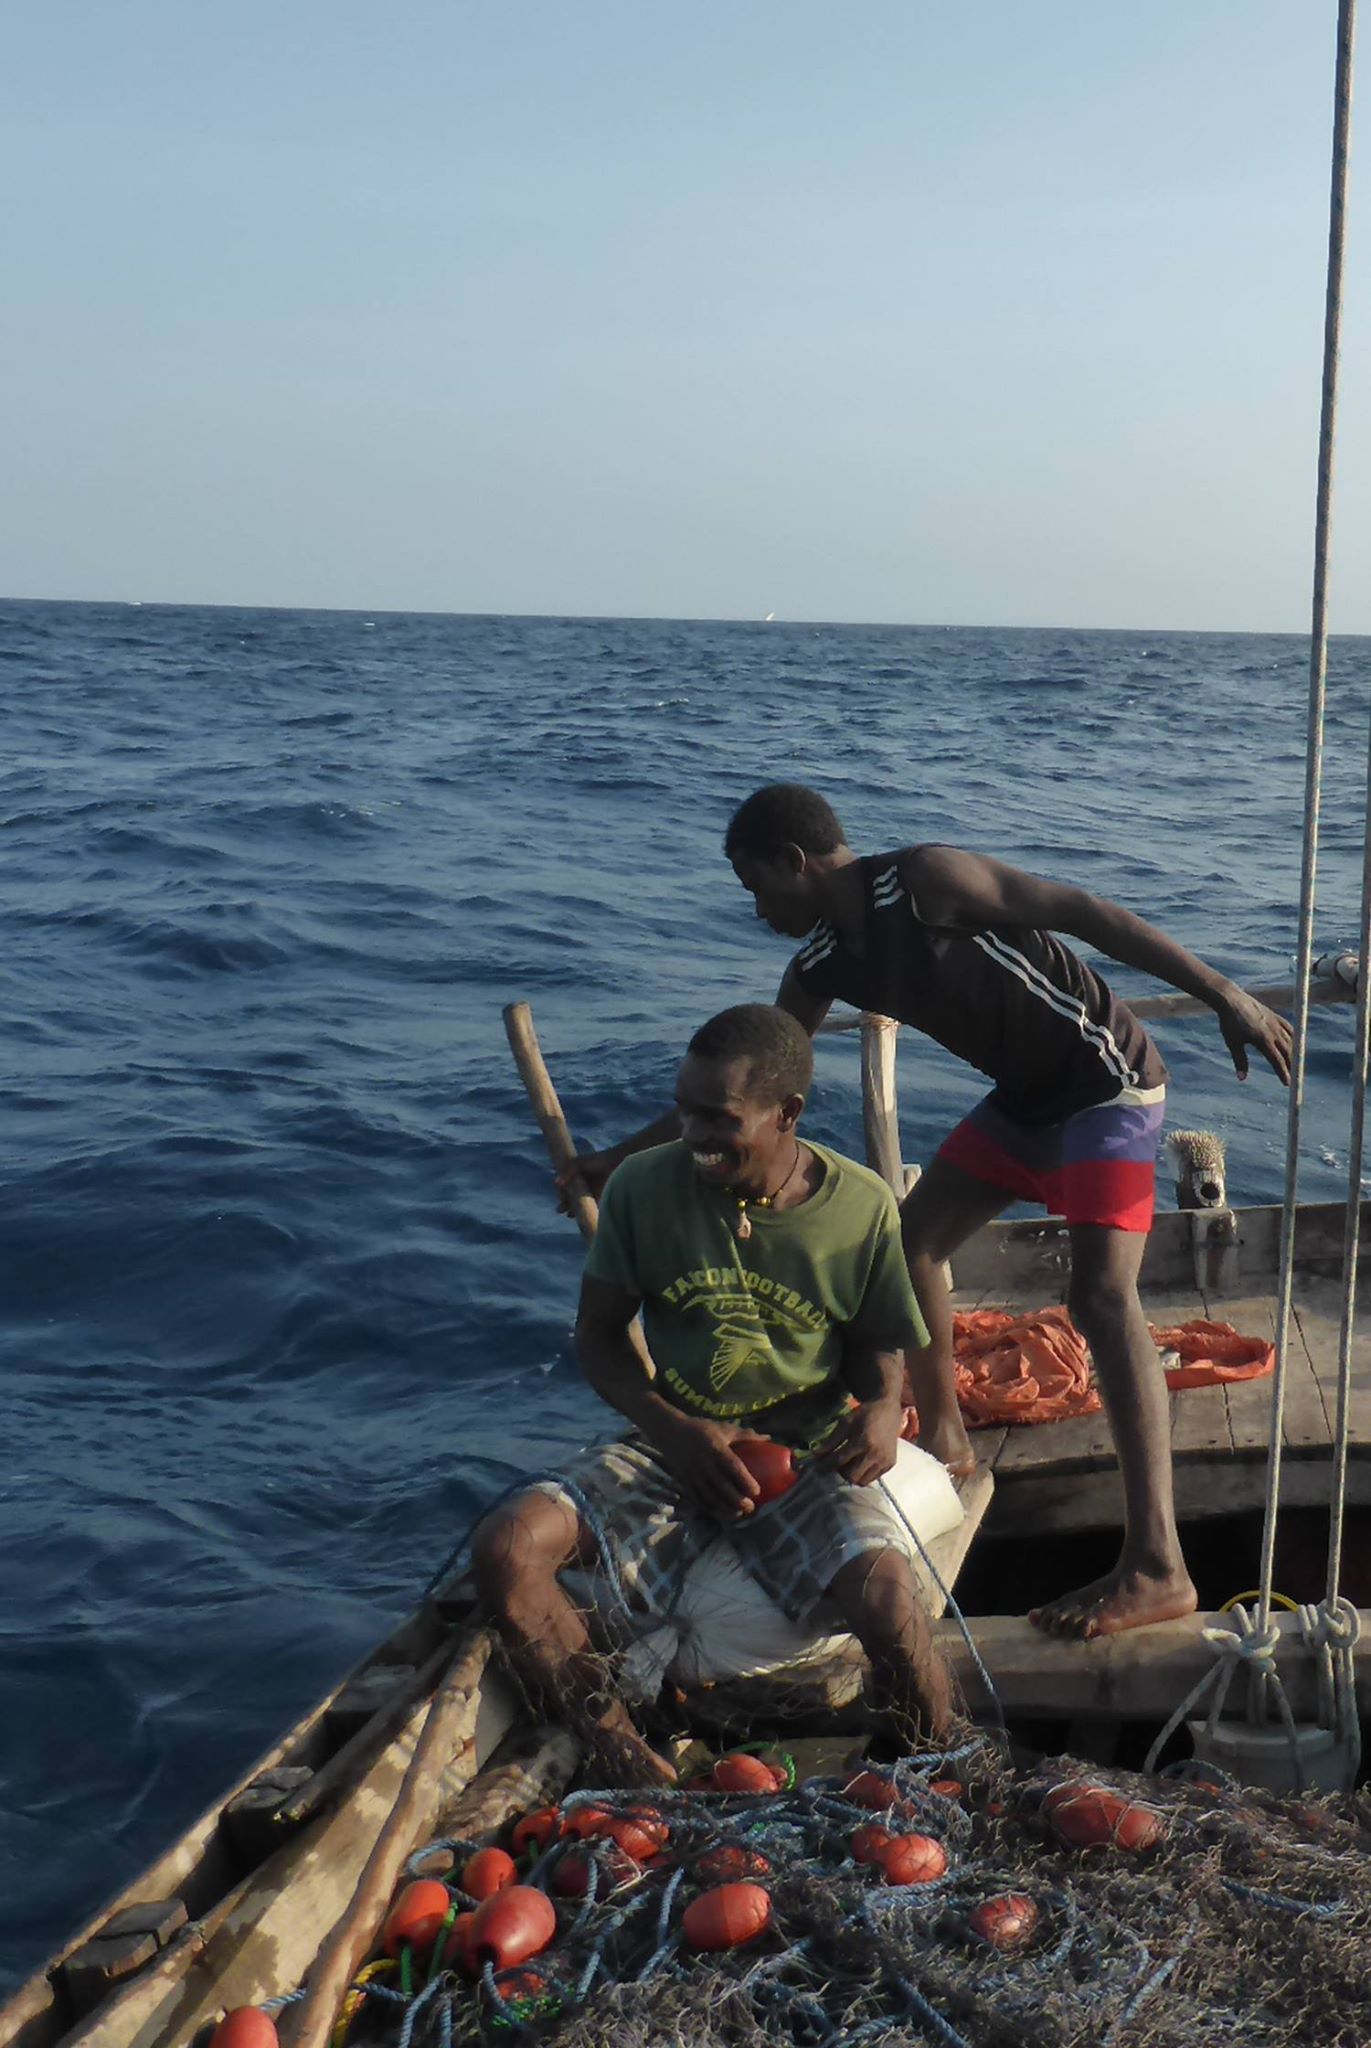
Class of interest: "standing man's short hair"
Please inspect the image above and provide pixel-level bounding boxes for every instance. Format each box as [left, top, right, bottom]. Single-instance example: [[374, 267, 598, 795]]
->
[[724, 785, 847, 862], [687, 1003, 814, 1104]]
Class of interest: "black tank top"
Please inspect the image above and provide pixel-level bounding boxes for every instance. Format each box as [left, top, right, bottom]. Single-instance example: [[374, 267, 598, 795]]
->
[[790, 850, 1167, 1126]]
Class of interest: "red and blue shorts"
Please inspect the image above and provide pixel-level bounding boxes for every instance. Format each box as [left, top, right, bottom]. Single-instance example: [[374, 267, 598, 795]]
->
[[935, 1086, 1166, 1234]]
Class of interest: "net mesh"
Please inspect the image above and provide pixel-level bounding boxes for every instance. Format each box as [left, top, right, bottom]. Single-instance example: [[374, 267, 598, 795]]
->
[[332, 1741, 1371, 2048]]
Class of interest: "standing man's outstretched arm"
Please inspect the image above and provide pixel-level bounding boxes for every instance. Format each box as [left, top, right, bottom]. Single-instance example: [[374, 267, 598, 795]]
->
[[903, 846, 1293, 1083]]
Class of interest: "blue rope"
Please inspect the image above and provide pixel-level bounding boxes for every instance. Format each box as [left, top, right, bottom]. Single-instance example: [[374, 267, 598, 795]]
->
[[396, 1975, 443, 2048], [876, 1476, 1006, 1739], [893, 1973, 971, 2048]]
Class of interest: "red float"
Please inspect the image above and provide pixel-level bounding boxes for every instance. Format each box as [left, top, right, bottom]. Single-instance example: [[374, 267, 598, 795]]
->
[[466, 1886, 558, 1971], [731, 1436, 797, 1504], [878, 1833, 948, 1886], [842, 1770, 902, 1811], [851, 1823, 895, 1866], [442, 1911, 478, 1974], [209, 2010, 279, 2048], [381, 1879, 453, 1956], [1043, 1783, 1165, 1853], [969, 1892, 1039, 1949], [511, 1806, 562, 1856], [929, 1778, 964, 1801], [561, 1804, 614, 1840], [697, 1843, 772, 1883], [711, 1752, 781, 1795], [460, 1847, 517, 1901], [600, 1810, 670, 1861], [682, 1882, 772, 1952]]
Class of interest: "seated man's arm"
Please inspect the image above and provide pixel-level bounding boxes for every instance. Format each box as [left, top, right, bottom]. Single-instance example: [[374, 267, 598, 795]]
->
[[575, 1275, 762, 1521]]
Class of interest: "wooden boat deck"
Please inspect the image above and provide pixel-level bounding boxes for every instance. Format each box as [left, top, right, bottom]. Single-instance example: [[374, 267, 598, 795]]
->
[[949, 1201, 1371, 1536]]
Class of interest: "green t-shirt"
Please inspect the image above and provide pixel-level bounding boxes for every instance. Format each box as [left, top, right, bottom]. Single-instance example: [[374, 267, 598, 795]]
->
[[583, 1140, 928, 1449]]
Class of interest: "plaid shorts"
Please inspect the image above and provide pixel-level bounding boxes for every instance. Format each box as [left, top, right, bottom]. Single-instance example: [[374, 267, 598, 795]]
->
[[536, 1433, 920, 1629]]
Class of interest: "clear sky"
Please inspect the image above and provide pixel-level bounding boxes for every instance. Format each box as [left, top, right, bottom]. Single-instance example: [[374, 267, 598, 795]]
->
[[3, 2, 1368, 630]]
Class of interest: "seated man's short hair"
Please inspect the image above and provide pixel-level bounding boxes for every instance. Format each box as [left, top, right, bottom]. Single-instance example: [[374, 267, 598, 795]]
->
[[687, 1003, 814, 1103]]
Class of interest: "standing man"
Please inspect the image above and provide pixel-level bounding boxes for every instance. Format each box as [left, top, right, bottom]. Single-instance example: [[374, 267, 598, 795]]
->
[[567, 785, 1292, 1640], [479, 1003, 952, 1782]]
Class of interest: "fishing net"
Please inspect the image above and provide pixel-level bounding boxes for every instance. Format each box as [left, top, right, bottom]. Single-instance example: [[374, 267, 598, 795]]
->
[[329, 1741, 1371, 2048]]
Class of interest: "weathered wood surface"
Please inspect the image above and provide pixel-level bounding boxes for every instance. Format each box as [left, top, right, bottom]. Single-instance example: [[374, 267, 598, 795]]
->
[[0, 1604, 448, 2048], [952, 1268, 1371, 1538], [933, 1608, 1371, 1722], [279, 1633, 497, 2048], [63, 1638, 510, 2048]]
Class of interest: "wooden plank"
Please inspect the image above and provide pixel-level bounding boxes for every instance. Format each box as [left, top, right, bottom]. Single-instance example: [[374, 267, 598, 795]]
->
[[992, 1413, 1115, 1477], [1291, 1282, 1371, 1452], [1170, 1385, 1233, 1460], [932, 1607, 1371, 1723], [1281, 1299, 1333, 1452], [1214, 1296, 1281, 1456]]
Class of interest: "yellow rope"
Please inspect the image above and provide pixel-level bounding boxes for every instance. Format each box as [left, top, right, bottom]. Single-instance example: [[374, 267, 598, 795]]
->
[[332, 1960, 397, 2048]]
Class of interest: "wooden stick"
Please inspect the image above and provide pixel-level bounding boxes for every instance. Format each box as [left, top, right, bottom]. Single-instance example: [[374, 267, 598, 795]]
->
[[859, 1013, 902, 1193], [273, 1636, 456, 1832], [504, 1000, 599, 1243], [818, 961, 1358, 1035], [277, 1630, 495, 2048]]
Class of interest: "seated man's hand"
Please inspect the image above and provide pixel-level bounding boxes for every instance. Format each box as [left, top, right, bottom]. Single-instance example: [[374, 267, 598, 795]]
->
[[819, 1397, 903, 1488], [643, 1411, 762, 1522]]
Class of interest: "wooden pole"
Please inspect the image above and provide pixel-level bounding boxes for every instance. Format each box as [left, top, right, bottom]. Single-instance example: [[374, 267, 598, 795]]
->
[[818, 957, 1358, 1034], [503, 1001, 598, 1243], [277, 1631, 494, 2048], [859, 1014, 903, 1194]]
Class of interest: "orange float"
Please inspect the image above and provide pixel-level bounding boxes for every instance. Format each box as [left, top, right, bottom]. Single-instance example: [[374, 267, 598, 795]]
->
[[851, 1823, 895, 1866], [1044, 1783, 1165, 1852], [842, 1770, 902, 1811], [511, 1806, 562, 1855], [712, 1752, 782, 1794], [968, 1892, 1039, 1948], [731, 1437, 797, 1503], [877, 1834, 948, 1886], [929, 1778, 963, 1801], [460, 1847, 517, 1900], [682, 1882, 772, 1952], [381, 1879, 453, 1956], [209, 2011, 279, 2048], [466, 1886, 558, 1972], [442, 1910, 478, 1974], [697, 1843, 772, 1883]]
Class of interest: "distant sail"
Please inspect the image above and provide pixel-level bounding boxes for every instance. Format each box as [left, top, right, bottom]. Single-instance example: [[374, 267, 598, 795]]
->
[[764, 611, 776, 622]]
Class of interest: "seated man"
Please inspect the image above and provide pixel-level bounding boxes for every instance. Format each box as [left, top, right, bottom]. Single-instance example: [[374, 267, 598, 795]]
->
[[473, 1002, 954, 1783]]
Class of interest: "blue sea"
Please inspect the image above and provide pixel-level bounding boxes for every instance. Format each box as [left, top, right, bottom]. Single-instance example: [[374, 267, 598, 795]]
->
[[1, 600, 1368, 1988]]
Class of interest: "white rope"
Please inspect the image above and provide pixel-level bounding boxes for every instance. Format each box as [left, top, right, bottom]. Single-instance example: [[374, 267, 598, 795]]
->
[[1258, 0, 1359, 1639], [1142, 1605, 1305, 1783]]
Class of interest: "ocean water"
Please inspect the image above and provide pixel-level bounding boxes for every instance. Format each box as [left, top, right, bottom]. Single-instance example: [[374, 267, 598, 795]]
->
[[1, 599, 1368, 1986]]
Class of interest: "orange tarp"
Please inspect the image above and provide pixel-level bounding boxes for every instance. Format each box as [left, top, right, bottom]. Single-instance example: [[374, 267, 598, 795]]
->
[[901, 1307, 1276, 1434]]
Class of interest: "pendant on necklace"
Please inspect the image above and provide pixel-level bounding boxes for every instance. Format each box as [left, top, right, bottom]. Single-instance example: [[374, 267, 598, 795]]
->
[[735, 1206, 752, 1241]]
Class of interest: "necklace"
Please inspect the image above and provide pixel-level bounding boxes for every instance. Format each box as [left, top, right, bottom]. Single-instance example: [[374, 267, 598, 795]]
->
[[731, 1143, 803, 1241]]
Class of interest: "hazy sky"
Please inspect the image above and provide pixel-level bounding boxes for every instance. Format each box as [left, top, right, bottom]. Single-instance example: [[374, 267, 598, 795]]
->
[[4, 3, 1368, 629]]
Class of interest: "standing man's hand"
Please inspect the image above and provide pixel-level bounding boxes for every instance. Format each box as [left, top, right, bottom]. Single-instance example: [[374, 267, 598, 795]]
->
[[555, 1148, 622, 1211], [1215, 988, 1293, 1085], [819, 1397, 903, 1487], [642, 1411, 762, 1520]]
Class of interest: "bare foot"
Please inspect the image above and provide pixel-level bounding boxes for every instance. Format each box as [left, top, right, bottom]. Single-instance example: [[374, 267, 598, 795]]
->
[[1029, 1565, 1197, 1640]]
